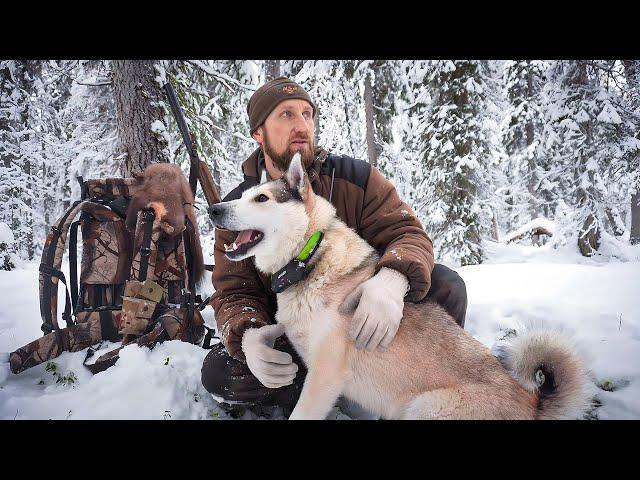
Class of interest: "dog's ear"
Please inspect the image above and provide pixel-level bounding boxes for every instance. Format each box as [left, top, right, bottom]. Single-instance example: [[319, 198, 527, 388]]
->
[[285, 152, 308, 198]]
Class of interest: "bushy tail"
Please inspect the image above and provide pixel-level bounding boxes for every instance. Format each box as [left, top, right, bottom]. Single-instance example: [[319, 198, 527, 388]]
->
[[498, 330, 590, 419]]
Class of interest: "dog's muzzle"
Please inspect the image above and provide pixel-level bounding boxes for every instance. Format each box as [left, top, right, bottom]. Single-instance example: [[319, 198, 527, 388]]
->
[[208, 203, 227, 228]]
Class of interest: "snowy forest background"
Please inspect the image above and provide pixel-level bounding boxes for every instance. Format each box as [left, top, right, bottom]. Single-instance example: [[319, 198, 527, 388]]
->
[[1, 59, 639, 268]]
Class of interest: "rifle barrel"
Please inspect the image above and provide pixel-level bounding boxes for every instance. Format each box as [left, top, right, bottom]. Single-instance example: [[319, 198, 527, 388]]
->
[[163, 83, 199, 161]]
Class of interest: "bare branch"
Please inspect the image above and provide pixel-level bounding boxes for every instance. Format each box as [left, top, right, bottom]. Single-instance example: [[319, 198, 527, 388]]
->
[[75, 80, 112, 87], [186, 60, 258, 92]]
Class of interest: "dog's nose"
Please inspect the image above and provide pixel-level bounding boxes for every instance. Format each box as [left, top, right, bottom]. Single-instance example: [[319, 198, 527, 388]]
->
[[208, 205, 223, 218]]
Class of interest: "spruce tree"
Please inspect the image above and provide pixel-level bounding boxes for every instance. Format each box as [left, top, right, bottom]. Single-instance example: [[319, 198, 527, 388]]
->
[[501, 60, 549, 238], [420, 60, 494, 266], [544, 60, 636, 254]]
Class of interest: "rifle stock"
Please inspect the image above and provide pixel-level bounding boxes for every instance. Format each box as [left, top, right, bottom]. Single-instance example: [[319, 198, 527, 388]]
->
[[198, 161, 222, 205]]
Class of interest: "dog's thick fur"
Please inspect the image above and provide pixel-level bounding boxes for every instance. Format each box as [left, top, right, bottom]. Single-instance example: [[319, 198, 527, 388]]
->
[[209, 153, 590, 420], [127, 163, 204, 283]]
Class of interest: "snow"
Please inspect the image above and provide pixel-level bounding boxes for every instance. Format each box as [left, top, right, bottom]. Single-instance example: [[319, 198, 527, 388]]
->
[[1, 241, 639, 420], [597, 102, 622, 124], [0, 222, 14, 244], [502, 217, 556, 243]]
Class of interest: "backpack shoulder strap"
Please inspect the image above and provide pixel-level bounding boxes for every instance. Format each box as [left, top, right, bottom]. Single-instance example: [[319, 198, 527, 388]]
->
[[39, 201, 122, 335]]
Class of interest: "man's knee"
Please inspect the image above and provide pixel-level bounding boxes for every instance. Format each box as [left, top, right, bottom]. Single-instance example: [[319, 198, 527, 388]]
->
[[200, 339, 306, 409], [201, 343, 234, 397], [428, 264, 468, 328]]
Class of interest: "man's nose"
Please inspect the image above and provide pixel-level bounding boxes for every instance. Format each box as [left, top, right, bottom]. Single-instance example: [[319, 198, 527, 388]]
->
[[292, 113, 311, 134]]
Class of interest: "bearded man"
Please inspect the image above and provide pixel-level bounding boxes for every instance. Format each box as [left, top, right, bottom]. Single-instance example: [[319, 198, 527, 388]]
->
[[200, 76, 467, 418]]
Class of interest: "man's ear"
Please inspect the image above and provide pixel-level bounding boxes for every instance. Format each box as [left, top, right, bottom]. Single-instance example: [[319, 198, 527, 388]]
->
[[252, 127, 263, 145], [285, 152, 307, 196]]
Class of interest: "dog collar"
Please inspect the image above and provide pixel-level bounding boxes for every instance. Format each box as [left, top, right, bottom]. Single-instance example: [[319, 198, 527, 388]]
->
[[271, 231, 324, 294]]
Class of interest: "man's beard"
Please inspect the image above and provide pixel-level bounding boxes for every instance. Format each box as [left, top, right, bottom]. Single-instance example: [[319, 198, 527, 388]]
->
[[263, 131, 316, 172]]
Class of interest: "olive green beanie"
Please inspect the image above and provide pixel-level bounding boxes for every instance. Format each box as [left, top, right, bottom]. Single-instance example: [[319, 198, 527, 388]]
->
[[247, 76, 317, 134]]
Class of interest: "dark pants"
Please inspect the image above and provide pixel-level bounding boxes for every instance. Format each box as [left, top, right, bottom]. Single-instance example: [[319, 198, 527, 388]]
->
[[201, 264, 467, 411]]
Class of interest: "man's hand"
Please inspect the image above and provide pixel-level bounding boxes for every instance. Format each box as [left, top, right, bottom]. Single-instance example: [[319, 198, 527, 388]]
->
[[339, 267, 408, 352], [241, 324, 299, 389]]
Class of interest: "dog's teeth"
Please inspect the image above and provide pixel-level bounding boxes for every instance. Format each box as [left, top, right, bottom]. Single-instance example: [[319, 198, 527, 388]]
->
[[224, 242, 237, 252]]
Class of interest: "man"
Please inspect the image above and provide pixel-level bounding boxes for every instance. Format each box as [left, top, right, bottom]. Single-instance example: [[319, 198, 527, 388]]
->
[[201, 76, 467, 416]]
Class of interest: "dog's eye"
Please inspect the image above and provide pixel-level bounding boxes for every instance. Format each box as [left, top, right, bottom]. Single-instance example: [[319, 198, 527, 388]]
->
[[255, 194, 269, 203]]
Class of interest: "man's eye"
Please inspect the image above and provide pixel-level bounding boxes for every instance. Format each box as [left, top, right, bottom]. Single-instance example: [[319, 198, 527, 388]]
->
[[255, 194, 269, 203], [303, 111, 312, 119], [281, 111, 291, 117]]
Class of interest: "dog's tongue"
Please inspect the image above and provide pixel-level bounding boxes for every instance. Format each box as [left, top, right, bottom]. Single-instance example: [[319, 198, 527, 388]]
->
[[235, 229, 259, 246]]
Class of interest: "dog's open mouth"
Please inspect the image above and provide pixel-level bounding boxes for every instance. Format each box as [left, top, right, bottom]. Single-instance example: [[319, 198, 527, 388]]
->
[[224, 229, 264, 259]]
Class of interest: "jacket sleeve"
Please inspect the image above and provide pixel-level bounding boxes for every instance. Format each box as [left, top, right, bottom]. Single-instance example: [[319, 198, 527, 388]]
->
[[358, 166, 435, 302], [210, 227, 274, 362]]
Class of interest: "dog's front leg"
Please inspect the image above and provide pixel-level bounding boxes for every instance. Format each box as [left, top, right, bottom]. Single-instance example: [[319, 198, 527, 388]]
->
[[288, 327, 348, 420]]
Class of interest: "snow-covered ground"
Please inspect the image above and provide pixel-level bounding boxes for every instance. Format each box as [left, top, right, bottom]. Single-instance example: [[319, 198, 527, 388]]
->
[[1, 238, 639, 420]]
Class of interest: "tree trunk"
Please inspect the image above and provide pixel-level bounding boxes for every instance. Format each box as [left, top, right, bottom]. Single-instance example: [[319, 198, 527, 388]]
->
[[623, 61, 640, 245], [265, 60, 280, 81], [364, 72, 377, 167], [631, 192, 640, 245], [112, 60, 169, 177], [578, 213, 600, 257], [491, 209, 500, 241], [525, 62, 539, 219]]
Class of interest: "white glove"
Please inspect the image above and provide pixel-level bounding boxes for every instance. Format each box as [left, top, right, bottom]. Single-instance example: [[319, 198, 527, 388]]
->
[[339, 267, 409, 352], [241, 323, 299, 389]]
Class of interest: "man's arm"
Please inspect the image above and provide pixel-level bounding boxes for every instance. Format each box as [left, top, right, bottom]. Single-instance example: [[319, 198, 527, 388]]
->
[[210, 227, 273, 362], [358, 166, 435, 302]]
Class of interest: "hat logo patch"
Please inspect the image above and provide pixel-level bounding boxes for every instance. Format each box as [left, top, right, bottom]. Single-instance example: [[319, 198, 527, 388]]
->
[[282, 85, 298, 95]]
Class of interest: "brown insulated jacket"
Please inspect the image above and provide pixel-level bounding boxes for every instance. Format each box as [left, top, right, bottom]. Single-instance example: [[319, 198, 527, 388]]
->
[[210, 147, 435, 362]]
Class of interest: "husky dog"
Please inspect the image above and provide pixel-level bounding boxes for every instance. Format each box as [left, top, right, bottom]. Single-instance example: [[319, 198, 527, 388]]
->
[[208, 153, 589, 420]]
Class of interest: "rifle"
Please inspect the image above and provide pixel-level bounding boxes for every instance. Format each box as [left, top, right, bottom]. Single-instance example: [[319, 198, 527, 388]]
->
[[163, 81, 222, 206]]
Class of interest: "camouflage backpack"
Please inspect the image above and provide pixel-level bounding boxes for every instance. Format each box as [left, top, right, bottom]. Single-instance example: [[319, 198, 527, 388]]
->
[[9, 176, 215, 375]]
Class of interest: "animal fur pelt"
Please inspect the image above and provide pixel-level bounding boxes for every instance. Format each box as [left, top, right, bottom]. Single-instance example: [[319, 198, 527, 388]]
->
[[126, 163, 204, 283]]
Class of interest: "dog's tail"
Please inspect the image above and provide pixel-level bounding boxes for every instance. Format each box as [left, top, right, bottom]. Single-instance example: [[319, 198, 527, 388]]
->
[[497, 330, 590, 419]]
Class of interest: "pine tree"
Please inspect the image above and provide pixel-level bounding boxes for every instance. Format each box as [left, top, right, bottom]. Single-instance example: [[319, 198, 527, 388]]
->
[[282, 60, 366, 159], [500, 60, 549, 240], [420, 60, 495, 266], [544, 60, 637, 254], [58, 60, 119, 203], [378, 60, 431, 208], [0, 60, 43, 259], [622, 60, 640, 245]]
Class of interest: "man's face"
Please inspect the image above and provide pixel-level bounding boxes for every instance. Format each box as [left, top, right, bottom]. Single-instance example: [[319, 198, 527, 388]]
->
[[253, 99, 316, 172]]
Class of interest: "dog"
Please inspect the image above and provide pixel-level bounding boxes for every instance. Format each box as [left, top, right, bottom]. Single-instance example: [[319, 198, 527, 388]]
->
[[208, 153, 590, 420], [126, 162, 204, 283]]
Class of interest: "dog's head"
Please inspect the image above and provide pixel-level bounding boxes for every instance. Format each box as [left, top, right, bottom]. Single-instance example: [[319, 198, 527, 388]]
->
[[208, 153, 318, 273]]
